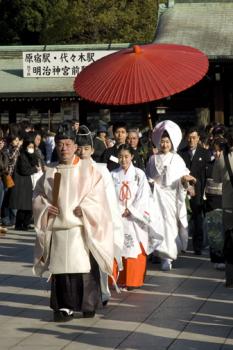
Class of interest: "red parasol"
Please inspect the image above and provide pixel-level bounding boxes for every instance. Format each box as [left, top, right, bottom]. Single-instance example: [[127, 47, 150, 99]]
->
[[74, 43, 209, 106]]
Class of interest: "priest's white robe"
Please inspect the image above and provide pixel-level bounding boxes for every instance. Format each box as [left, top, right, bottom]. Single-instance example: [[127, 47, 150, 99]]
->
[[93, 161, 124, 301], [93, 161, 124, 268], [32, 159, 114, 278], [147, 152, 189, 260]]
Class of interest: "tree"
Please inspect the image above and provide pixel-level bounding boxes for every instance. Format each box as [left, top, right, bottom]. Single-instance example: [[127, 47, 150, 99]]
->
[[0, 0, 166, 45], [42, 0, 159, 44], [0, 0, 69, 44]]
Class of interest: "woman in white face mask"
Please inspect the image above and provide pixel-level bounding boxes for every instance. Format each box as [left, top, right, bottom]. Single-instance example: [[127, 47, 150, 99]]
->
[[7, 135, 41, 231], [27, 145, 34, 154]]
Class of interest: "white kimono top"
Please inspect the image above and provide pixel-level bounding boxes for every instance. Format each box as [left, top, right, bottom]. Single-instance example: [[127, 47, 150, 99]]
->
[[111, 163, 164, 259], [32, 158, 114, 277], [147, 152, 189, 260]]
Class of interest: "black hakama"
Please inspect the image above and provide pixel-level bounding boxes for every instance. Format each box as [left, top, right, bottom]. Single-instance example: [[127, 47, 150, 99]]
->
[[50, 254, 102, 313]]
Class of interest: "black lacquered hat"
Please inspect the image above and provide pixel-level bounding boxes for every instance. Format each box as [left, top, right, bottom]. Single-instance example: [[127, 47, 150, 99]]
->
[[55, 122, 76, 142]]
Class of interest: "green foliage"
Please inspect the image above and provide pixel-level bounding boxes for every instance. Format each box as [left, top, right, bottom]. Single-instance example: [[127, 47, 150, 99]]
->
[[0, 0, 164, 45]]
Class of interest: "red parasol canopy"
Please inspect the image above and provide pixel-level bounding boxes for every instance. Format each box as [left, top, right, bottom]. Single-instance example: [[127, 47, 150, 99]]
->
[[74, 43, 209, 105]]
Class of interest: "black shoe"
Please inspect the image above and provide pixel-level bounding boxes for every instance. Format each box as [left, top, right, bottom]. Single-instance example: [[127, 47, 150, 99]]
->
[[151, 255, 161, 264], [83, 311, 95, 318], [2, 223, 14, 228], [127, 287, 136, 291], [53, 310, 74, 322], [225, 280, 233, 288], [21, 225, 34, 231], [194, 250, 202, 256], [15, 225, 23, 230], [102, 300, 108, 306]]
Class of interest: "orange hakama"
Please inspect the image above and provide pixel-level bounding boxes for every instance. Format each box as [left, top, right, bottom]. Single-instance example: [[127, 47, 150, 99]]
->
[[111, 244, 147, 288]]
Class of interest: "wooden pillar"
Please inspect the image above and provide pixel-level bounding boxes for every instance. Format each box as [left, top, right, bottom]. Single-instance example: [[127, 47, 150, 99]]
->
[[9, 108, 16, 123], [214, 76, 224, 124], [78, 100, 87, 124]]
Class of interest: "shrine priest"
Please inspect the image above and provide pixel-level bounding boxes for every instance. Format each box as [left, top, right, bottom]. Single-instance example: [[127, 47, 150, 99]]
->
[[32, 122, 114, 322]]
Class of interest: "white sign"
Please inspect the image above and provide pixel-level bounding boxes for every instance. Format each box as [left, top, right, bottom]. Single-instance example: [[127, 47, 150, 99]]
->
[[23, 50, 116, 78]]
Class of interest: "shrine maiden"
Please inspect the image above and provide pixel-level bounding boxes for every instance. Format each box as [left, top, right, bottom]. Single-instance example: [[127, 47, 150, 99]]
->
[[111, 144, 164, 290]]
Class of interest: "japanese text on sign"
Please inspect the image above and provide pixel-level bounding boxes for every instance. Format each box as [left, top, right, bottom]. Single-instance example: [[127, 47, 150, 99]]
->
[[23, 50, 116, 78]]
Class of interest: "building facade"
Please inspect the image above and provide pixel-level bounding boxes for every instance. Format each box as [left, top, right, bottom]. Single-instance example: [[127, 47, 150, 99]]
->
[[1, 1, 233, 130], [0, 44, 131, 129], [154, 0, 233, 127]]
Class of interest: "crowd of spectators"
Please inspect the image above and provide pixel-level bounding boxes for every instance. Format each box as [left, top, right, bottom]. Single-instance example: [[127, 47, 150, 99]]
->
[[0, 118, 232, 287]]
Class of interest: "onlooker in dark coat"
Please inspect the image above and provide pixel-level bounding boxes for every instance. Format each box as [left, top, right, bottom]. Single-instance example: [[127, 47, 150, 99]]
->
[[101, 122, 144, 172], [0, 138, 8, 235], [127, 129, 145, 171], [213, 127, 233, 287], [33, 131, 45, 168], [0, 138, 8, 207], [8, 135, 40, 231], [205, 138, 226, 269], [92, 126, 107, 162], [1, 134, 22, 227], [179, 126, 211, 255], [101, 122, 128, 171]]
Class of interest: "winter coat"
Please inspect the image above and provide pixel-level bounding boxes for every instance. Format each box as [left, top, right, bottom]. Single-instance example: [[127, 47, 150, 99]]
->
[[8, 150, 38, 210]]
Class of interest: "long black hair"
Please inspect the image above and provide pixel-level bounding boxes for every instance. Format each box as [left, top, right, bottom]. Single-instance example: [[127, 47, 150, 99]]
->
[[21, 133, 35, 151], [76, 125, 93, 147]]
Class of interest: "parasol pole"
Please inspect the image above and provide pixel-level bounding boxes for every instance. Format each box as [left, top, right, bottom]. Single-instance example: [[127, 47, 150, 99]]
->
[[147, 112, 153, 131], [48, 108, 51, 132]]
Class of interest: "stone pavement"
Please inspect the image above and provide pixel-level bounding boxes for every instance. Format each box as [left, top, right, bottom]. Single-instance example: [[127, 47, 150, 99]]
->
[[0, 229, 233, 350]]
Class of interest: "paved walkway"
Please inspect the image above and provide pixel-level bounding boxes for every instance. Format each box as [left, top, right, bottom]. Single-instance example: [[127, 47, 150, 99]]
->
[[0, 229, 233, 350]]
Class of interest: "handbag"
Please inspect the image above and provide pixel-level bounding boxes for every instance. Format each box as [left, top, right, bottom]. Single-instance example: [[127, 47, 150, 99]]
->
[[3, 174, 15, 188]]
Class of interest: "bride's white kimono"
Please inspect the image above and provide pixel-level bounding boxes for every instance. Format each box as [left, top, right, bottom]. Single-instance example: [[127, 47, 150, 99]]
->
[[32, 158, 114, 278], [111, 163, 164, 259], [147, 152, 189, 260]]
